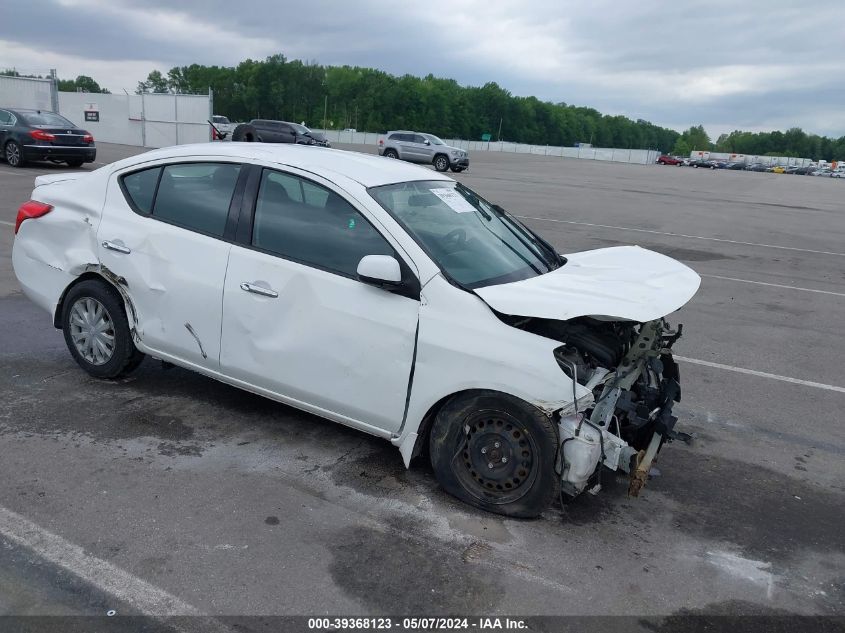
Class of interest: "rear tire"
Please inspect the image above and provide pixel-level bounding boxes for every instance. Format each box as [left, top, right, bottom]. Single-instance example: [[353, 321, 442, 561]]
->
[[232, 124, 259, 142], [433, 154, 450, 172], [61, 280, 144, 379], [66, 159, 84, 168], [5, 141, 25, 168], [429, 391, 559, 518], [383, 148, 398, 159]]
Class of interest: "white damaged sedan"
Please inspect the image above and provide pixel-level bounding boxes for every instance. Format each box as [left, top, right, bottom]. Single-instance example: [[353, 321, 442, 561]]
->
[[12, 143, 700, 517]]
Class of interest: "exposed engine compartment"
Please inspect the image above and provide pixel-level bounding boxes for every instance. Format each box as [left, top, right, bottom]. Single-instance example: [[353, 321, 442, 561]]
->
[[500, 313, 686, 498]]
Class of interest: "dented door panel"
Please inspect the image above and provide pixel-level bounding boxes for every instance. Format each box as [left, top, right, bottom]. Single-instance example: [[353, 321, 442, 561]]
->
[[220, 247, 419, 433], [96, 176, 231, 370]]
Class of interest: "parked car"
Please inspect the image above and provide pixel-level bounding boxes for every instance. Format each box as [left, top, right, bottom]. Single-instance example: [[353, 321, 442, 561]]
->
[[810, 168, 832, 177], [745, 163, 768, 172], [831, 170, 845, 178], [726, 162, 745, 170], [767, 165, 786, 174], [0, 107, 95, 168], [656, 155, 682, 165], [12, 143, 699, 518], [378, 131, 469, 172], [231, 120, 330, 147], [688, 159, 713, 168]]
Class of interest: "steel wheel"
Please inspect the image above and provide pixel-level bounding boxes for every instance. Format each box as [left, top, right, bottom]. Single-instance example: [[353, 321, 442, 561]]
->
[[68, 297, 115, 366], [5, 142, 22, 167], [453, 410, 540, 505]]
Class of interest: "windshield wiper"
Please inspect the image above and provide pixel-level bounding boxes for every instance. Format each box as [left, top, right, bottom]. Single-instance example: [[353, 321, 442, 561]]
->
[[491, 204, 564, 270]]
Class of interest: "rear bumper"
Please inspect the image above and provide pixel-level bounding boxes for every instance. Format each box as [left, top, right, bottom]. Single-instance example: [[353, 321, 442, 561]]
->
[[23, 145, 96, 163]]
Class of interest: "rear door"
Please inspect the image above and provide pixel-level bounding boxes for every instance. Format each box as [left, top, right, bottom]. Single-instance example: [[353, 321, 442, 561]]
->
[[97, 160, 248, 370], [220, 166, 420, 433]]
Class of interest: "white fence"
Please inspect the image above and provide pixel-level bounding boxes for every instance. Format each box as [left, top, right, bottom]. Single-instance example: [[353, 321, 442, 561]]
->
[[0, 75, 56, 112], [313, 129, 660, 164], [58, 92, 212, 148]]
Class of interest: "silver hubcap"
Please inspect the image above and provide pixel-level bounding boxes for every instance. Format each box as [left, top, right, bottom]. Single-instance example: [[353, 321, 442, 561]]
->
[[6, 144, 19, 165], [69, 297, 115, 365]]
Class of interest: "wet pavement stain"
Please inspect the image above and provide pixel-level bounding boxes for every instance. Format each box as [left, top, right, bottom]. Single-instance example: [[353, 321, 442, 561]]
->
[[638, 600, 828, 633], [650, 450, 845, 563], [327, 525, 503, 612]]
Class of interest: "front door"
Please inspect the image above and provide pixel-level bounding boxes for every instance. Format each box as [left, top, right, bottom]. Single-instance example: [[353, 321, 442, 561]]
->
[[97, 161, 245, 370], [220, 167, 420, 433]]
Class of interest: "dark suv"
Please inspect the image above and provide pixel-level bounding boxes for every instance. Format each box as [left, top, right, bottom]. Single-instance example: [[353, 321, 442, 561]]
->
[[0, 108, 96, 168], [231, 120, 330, 146]]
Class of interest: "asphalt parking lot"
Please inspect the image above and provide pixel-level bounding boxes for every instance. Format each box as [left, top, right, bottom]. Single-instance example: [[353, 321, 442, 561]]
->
[[0, 143, 842, 626]]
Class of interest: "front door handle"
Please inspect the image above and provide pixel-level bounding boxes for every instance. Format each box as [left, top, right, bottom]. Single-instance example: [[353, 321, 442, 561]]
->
[[240, 282, 278, 298], [102, 240, 131, 254]]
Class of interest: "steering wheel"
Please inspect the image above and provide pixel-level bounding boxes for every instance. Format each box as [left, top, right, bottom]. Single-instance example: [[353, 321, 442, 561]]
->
[[441, 228, 467, 253]]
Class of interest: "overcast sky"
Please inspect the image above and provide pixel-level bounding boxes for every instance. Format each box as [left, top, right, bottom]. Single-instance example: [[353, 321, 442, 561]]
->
[[2, 0, 844, 138]]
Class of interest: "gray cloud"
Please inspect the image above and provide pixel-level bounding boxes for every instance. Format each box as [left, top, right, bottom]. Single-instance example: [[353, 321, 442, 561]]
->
[[1, 0, 843, 137]]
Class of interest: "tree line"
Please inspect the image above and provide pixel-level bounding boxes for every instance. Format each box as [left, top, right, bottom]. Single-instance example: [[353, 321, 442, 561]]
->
[[1, 69, 110, 94], [4, 59, 843, 159], [672, 124, 845, 161], [137, 54, 679, 151]]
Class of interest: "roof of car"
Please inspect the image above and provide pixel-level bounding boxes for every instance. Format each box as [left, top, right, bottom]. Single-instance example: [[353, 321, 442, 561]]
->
[[111, 142, 452, 188]]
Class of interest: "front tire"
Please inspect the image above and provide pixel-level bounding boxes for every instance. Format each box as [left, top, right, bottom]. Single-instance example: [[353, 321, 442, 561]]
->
[[429, 391, 559, 518], [450, 166, 464, 173], [5, 141, 25, 168], [66, 159, 84, 168], [433, 154, 450, 172], [61, 280, 144, 379]]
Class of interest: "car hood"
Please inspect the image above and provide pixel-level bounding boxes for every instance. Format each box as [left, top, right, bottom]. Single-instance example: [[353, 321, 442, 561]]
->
[[444, 145, 465, 153], [474, 245, 701, 322], [308, 131, 327, 141]]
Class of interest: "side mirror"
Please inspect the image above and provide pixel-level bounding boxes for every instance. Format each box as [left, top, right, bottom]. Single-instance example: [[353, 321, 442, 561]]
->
[[423, 139, 431, 145], [357, 255, 401, 287]]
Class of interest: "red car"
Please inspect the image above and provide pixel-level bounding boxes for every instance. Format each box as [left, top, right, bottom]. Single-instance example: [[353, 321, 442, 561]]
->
[[657, 155, 682, 165]]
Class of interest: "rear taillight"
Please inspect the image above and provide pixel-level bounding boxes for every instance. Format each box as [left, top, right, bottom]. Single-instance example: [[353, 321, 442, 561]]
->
[[29, 130, 56, 142], [83, 133, 94, 143], [15, 200, 53, 234], [378, 139, 384, 146]]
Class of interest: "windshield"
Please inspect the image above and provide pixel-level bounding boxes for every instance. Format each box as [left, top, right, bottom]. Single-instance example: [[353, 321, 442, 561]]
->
[[290, 123, 310, 134], [22, 111, 76, 127], [422, 134, 444, 145], [369, 180, 562, 288]]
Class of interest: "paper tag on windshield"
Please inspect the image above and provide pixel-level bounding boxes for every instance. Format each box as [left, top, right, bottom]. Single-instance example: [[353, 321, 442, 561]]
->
[[430, 188, 477, 213]]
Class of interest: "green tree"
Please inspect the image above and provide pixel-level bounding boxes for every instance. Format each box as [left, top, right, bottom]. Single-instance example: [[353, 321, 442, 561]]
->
[[136, 70, 169, 94]]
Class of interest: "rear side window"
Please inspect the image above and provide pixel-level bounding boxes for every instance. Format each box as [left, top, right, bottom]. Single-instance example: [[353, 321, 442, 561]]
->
[[252, 169, 393, 277], [119, 162, 241, 237], [154, 163, 241, 236], [122, 167, 161, 214], [0, 110, 13, 125]]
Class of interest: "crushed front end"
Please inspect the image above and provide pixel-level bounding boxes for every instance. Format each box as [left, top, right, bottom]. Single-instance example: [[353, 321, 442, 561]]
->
[[503, 314, 688, 500]]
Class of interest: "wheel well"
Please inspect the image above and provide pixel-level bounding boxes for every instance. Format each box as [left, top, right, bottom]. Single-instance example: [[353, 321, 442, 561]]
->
[[433, 152, 448, 163], [408, 388, 508, 465], [53, 272, 123, 329]]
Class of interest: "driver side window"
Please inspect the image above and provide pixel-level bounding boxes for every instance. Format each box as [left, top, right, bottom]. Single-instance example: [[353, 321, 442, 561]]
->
[[251, 169, 394, 278]]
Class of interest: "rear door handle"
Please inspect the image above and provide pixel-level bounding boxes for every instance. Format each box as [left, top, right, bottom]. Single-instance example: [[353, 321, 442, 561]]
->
[[102, 240, 131, 254], [240, 282, 278, 298]]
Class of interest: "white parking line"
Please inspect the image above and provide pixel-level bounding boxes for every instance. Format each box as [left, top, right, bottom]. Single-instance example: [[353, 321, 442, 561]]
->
[[0, 220, 13, 226], [675, 356, 845, 394], [0, 505, 229, 626], [701, 274, 845, 298], [516, 216, 845, 257]]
